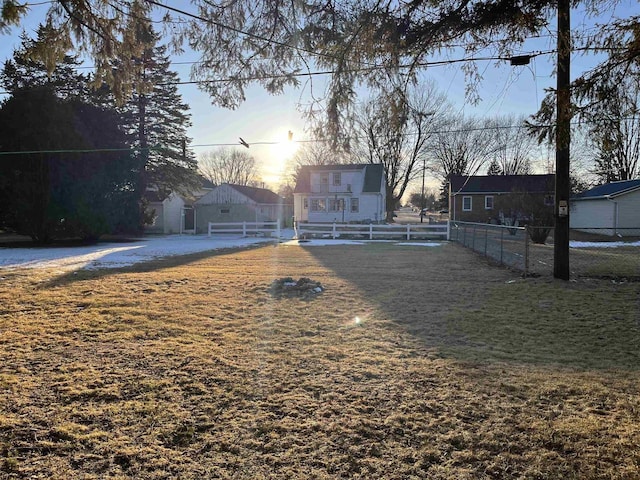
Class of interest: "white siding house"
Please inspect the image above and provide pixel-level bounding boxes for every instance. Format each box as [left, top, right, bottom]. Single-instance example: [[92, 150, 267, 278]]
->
[[293, 164, 386, 223], [194, 183, 290, 233], [145, 178, 214, 234], [571, 179, 640, 236]]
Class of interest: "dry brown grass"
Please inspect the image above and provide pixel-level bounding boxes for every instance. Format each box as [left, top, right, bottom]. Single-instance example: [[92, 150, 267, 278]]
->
[[0, 242, 639, 479]]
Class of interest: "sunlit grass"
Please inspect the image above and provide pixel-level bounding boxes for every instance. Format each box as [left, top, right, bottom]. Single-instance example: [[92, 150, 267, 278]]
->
[[0, 243, 638, 478]]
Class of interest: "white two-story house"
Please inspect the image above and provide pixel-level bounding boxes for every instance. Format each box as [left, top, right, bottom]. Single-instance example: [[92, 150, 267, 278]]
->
[[293, 164, 386, 223]]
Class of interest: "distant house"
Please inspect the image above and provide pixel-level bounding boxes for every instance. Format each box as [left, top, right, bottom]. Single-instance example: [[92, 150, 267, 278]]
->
[[194, 183, 291, 233], [145, 177, 215, 234], [449, 174, 555, 223], [293, 164, 386, 223], [571, 179, 640, 236]]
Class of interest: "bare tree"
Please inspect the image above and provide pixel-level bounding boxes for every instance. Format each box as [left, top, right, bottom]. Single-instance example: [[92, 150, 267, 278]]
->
[[587, 77, 640, 183], [486, 114, 535, 175], [198, 148, 258, 186], [352, 80, 451, 221], [430, 115, 497, 181]]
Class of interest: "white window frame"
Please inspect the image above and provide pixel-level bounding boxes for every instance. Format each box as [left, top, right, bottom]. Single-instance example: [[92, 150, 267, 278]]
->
[[332, 172, 341, 186], [311, 198, 326, 212], [485, 195, 494, 210], [462, 196, 472, 211], [350, 197, 359, 213], [303, 197, 308, 210], [329, 198, 342, 212]]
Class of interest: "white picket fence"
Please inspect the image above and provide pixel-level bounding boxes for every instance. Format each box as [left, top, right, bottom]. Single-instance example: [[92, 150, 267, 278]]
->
[[208, 220, 281, 238], [295, 222, 449, 240]]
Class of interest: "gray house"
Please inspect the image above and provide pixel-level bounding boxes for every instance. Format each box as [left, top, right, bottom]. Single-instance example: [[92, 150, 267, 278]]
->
[[195, 183, 291, 233], [144, 177, 215, 234], [571, 179, 640, 236]]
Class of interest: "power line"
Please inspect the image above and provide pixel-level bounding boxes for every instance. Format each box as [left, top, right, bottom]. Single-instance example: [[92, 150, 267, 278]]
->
[[0, 50, 555, 96]]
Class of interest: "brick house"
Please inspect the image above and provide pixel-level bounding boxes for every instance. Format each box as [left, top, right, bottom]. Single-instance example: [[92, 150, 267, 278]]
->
[[449, 174, 555, 223]]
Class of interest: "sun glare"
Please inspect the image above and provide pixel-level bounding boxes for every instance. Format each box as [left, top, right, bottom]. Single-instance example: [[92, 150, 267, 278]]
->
[[263, 128, 299, 186], [269, 129, 299, 161]]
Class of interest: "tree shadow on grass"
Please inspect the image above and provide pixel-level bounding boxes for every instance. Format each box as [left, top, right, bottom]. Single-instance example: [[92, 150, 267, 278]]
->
[[300, 241, 640, 371], [40, 242, 277, 289]]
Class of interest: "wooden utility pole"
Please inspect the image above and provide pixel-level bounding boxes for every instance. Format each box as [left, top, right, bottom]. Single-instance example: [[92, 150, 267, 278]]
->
[[554, 0, 571, 280]]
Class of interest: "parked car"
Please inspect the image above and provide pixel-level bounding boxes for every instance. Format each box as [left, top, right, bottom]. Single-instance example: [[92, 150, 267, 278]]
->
[[439, 209, 449, 214]]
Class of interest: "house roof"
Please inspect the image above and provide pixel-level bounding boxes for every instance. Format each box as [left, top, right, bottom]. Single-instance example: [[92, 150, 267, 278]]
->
[[293, 163, 384, 193], [450, 174, 555, 195], [572, 179, 640, 200], [226, 184, 283, 204]]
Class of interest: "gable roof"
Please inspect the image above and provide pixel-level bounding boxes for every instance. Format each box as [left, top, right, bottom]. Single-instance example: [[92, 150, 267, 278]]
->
[[450, 174, 555, 195], [226, 184, 283, 204], [572, 179, 640, 200], [293, 163, 384, 193]]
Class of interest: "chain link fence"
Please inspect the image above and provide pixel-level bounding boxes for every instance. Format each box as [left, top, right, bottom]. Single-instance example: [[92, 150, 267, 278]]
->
[[450, 222, 640, 280]]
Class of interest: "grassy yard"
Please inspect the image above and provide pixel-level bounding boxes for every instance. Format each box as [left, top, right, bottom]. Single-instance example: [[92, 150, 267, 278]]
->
[[0, 242, 639, 479]]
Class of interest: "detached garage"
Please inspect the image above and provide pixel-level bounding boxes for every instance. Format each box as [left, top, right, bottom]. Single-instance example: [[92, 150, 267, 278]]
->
[[571, 179, 640, 236]]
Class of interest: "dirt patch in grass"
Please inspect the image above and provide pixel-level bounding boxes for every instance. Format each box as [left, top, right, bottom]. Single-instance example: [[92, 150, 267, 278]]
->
[[0, 242, 639, 478]]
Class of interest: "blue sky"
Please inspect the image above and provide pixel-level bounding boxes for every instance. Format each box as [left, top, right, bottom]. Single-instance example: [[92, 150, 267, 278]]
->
[[1, 1, 638, 189]]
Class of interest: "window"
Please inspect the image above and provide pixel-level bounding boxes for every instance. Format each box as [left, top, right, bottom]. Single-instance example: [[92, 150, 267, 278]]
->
[[462, 196, 472, 211], [485, 196, 494, 210], [320, 174, 329, 185], [350, 198, 359, 213], [311, 198, 326, 212], [329, 198, 343, 212], [303, 198, 308, 210], [333, 172, 341, 186], [220, 208, 230, 214]]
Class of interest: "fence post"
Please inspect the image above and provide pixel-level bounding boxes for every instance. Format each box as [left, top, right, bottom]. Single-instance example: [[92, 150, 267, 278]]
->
[[276, 219, 281, 239], [332, 222, 337, 239], [524, 226, 530, 277], [484, 226, 488, 257], [242, 221, 247, 237], [406, 224, 411, 240], [500, 228, 504, 265], [369, 223, 373, 240], [208, 222, 212, 237], [447, 221, 451, 241]]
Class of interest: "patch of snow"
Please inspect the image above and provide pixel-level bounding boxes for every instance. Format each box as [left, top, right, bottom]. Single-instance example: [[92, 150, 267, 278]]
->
[[570, 240, 640, 249], [282, 239, 367, 246], [0, 233, 294, 272]]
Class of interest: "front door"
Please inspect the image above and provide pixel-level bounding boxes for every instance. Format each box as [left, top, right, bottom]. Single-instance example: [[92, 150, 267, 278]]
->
[[183, 207, 195, 233]]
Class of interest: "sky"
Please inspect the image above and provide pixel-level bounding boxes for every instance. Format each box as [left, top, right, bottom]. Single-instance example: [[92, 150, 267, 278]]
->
[[1, 1, 638, 191]]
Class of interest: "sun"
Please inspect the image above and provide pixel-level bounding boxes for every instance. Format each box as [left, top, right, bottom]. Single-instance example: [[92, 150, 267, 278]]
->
[[262, 128, 299, 185], [269, 128, 299, 162]]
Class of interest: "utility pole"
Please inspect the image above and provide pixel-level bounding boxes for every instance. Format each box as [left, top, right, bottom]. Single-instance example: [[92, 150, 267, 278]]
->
[[420, 156, 426, 223], [554, 0, 571, 280]]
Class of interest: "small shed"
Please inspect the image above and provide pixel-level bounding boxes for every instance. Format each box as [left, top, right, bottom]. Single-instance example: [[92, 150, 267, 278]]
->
[[571, 179, 640, 236], [144, 177, 215, 234], [195, 183, 291, 233]]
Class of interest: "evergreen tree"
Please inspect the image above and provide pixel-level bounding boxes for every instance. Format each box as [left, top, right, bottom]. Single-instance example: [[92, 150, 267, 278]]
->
[[0, 88, 139, 242], [0, 29, 90, 100], [487, 159, 502, 175], [121, 33, 199, 197]]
